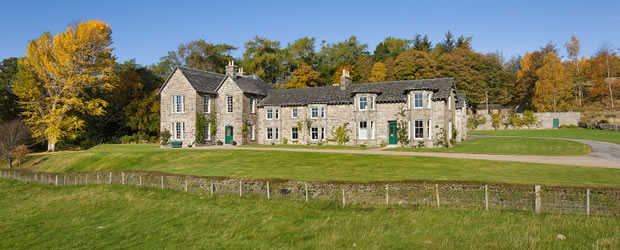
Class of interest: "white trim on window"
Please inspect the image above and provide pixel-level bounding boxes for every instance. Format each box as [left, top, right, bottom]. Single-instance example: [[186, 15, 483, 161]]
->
[[369, 96, 375, 110], [448, 96, 452, 110], [173, 121, 184, 140], [251, 125, 255, 140], [266, 127, 273, 140], [428, 120, 432, 139], [371, 121, 375, 139], [251, 98, 256, 113], [359, 96, 368, 111], [275, 127, 279, 140], [204, 96, 210, 113], [227, 96, 233, 113], [266, 109, 273, 120], [414, 93, 423, 109], [358, 121, 368, 140], [321, 127, 325, 141], [414, 120, 424, 139], [292, 108, 298, 118], [291, 127, 299, 141], [275, 109, 279, 120], [428, 92, 432, 109], [311, 127, 319, 140], [407, 121, 411, 140], [311, 107, 318, 119]]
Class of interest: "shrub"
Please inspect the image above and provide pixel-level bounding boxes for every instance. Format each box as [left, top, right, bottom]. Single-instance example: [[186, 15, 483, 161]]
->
[[329, 122, 351, 145], [10, 145, 29, 167], [466, 114, 487, 130], [121, 135, 134, 144], [195, 113, 206, 144], [522, 110, 540, 128], [490, 113, 504, 130], [380, 141, 387, 147], [283, 137, 288, 144], [160, 129, 172, 146]]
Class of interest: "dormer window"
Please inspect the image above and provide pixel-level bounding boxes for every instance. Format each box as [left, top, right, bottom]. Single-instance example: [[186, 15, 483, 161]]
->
[[266, 109, 273, 120], [292, 108, 298, 118], [311, 107, 318, 118], [359, 96, 368, 110], [414, 93, 423, 109], [369, 96, 375, 110]]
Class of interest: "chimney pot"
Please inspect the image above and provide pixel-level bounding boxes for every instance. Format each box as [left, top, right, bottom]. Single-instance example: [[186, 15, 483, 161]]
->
[[340, 69, 352, 90]]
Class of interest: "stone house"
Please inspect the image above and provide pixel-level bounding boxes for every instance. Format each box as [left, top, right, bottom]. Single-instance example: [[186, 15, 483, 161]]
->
[[159, 63, 468, 148]]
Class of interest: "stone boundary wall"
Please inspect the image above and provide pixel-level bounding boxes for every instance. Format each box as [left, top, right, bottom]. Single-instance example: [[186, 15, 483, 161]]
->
[[474, 112, 581, 130], [1, 169, 618, 216], [578, 122, 620, 132]]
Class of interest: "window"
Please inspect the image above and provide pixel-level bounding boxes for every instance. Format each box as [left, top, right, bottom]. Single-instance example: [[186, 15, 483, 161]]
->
[[427, 120, 432, 139], [172, 95, 184, 113], [291, 127, 298, 140], [292, 108, 298, 118], [359, 96, 368, 110], [311, 127, 318, 140], [205, 122, 210, 141], [359, 121, 368, 140], [321, 107, 325, 118], [414, 93, 423, 108], [321, 127, 325, 140], [370, 121, 375, 139], [369, 96, 374, 110], [251, 98, 256, 113], [311, 107, 318, 118], [251, 125, 255, 140], [266, 128, 273, 140], [275, 127, 279, 140], [275, 109, 279, 119], [204, 96, 210, 113], [414, 120, 424, 139], [173, 122, 184, 140], [227, 96, 233, 113], [267, 109, 273, 120]]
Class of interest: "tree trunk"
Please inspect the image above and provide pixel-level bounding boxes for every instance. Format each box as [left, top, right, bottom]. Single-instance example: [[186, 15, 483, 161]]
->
[[8, 158, 12, 169], [48, 141, 56, 152], [609, 80, 615, 109]]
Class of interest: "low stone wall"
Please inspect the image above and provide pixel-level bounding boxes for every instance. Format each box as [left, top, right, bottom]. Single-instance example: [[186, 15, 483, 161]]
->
[[474, 112, 581, 130], [2, 169, 618, 216], [578, 122, 620, 132]]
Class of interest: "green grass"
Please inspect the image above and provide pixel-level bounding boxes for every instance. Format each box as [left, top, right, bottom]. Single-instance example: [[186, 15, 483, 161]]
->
[[17, 144, 620, 187], [470, 128, 620, 144], [0, 179, 617, 249], [240, 144, 376, 150], [386, 137, 590, 156]]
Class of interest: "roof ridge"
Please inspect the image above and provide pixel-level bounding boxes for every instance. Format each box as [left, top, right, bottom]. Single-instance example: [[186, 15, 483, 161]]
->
[[177, 66, 226, 76], [355, 77, 455, 86]]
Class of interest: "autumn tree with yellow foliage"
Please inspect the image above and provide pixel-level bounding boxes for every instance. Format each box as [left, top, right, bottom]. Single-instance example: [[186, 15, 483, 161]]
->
[[285, 64, 322, 88], [13, 20, 117, 152], [369, 62, 387, 82], [533, 52, 573, 112]]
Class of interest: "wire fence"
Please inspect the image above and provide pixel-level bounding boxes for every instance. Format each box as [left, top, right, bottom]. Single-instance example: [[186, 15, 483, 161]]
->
[[1, 168, 618, 216]]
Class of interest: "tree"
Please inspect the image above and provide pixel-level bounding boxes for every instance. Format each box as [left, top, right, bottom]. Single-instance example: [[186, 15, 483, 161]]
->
[[373, 37, 411, 60], [395, 106, 409, 147], [158, 40, 236, 74], [393, 50, 438, 80], [332, 64, 354, 84], [412, 34, 432, 53], [284, 37, 317, 70], [564, 36, 585, 107], [514, 43, 557, 109], [13, 20, 117, 151], [490, 112, 504, 130], [285, 64, 321, 89], [0, 57, 20, 122], [533, 52, 573, 112], [369, 62, 387, 82], [242, 36, 286, 83], [125, 91, 160, 142], [0, 119, 32, 168], [318, 36, 368, 83], [436, 47, 486, 102], [434, 31, 456, 54], [10, 145, 28, 167]]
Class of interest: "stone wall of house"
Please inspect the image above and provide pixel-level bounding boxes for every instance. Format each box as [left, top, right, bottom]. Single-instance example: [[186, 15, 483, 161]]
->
[[160, 70, 197, 147], [214, 77, 245, 145], [474, 112, 581, 130]]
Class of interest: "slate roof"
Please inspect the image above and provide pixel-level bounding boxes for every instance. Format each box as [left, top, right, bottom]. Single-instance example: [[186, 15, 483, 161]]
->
[[177, 67, 225, 94], [259, 78, 457, 107], [228, 75, 271, 96], [456, 93, 467, 109]]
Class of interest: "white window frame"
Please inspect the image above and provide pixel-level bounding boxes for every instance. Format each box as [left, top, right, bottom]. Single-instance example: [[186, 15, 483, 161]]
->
[[311, 127, 319, 140], [321, 107, 325, 118], [321, 127, 325, 141], [204, 96, 210, 113], [358, 121, 368, 140], [275, 127, 279, 140], [427, 120, 432, 139], [369, 96, 375, 110], [292, 108, 298, 118], [266, 127, 273, 140], [371, 121, 375, 139], [275, 109, 279, 120], [414, 120, 424, 139], [414, 93, 423, 109], [173, 121, 184, 140], [266, 109, 273, 120], [227, 96, 233, 113], [291, 127, 299, 141], [407, 121, 411, 140], [251, 125, 255, 140], [448, 96, 452, 110], [359, 96, 368, 111], [205, 122, 210, 141], [428, 92, 432, 109], [251, 98, 256, 113], [172, 95, 185, 114], [311, 107, 318, 119]]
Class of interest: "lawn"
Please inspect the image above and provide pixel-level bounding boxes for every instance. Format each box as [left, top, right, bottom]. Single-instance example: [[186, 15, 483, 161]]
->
[[16, 144, 620, 187], [240, 144, 376, 150], [0, 179, 617, 249], [470, 128, 620, 144], [386, 137, 590, 156]]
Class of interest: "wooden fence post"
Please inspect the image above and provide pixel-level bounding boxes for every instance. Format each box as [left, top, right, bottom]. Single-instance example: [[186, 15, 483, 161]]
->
[[74, 175, 77, 185], [184, 179, 188, 192], [266, 182, 270, 200], [586, 189, 590, 216], [239, 180, 242, 197], [160, 176, 164, 190], [55, 175, 58, 186], [85, 175, 88, 185], [211, 183, 215, 196], [386, 184, 390, 205], [121, 172, 125, 185], [342, 188, 346, 208], [109, 172, 112, 184], [139, 176, 142, 186], [535, 185, 541, 214], [64, 175, 66, 186], [485, 185, 489, 211], [435, 184, 440, 207], [97, 173, 100, 184], [305, 183, 309, 202]]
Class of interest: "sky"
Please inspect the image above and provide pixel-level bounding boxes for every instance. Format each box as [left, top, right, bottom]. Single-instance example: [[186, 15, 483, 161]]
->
[[1, 0, 619, 65]]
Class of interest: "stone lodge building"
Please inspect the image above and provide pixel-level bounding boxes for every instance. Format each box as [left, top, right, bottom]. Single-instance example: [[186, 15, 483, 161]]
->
[[159, 62, 468, 148]]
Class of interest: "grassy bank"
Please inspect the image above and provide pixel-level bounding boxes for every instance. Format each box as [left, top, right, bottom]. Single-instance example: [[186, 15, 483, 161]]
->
[[17, 144, 620, 187], [470, 128, 620, 144], [386, 137, 590, 156], [240, 144, 376, 150], [0, 179, 617, 249]]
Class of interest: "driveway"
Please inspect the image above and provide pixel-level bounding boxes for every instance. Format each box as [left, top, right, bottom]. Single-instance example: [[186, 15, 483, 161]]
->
[[200, 143, 620, 169]]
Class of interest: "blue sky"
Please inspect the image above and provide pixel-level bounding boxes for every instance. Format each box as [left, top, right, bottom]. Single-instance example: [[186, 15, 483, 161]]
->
[[1, 0, 619, 65]]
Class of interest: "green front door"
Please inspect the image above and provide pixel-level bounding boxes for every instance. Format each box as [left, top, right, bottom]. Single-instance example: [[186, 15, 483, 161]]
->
[[225, 126, 233, 144], [553, 118, 559, 128], [388, 121, 397, 145]]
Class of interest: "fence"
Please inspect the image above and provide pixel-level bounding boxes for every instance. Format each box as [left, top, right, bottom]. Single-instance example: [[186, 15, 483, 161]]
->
[[1, 168, 618, 216]]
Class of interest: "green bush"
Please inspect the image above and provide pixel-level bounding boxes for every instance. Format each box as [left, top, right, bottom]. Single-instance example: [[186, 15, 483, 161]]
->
[[160, 130, 172, 146], [121, 135, 134, 144]]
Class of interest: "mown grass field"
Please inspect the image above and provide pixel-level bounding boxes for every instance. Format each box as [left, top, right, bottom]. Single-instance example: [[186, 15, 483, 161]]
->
[[0, 179, 617, 249], [17, 144, 620, 187], [470, 128, 620, 144], [386, 137, 590, 156], [240, 144, 376, 150]]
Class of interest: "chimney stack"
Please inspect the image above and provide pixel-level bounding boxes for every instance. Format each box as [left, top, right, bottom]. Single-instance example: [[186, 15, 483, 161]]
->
[[340, 69, 352, 90], [226, 60, 238, 77]]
